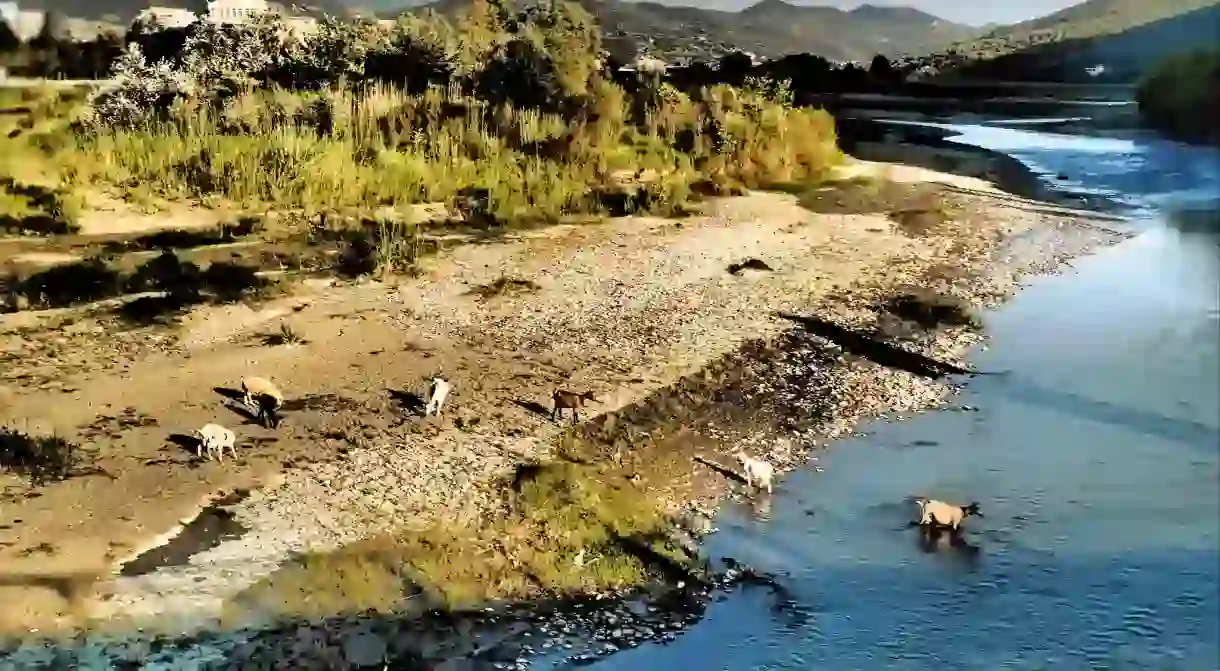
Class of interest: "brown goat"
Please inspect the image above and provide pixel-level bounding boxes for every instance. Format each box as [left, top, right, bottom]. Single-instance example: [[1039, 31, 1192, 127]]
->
[[552, 390, 597, 423]]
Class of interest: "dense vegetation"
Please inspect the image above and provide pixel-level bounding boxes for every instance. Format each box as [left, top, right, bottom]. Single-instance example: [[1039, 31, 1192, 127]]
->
[[2, 1, 843, 231], [1136, 48, 1220, 145], [0, 11, 123, 79], [3, 0, 976, 63]]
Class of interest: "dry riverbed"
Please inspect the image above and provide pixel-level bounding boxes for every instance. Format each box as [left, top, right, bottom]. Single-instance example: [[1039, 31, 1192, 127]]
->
[[0, 158, 1128, 653]]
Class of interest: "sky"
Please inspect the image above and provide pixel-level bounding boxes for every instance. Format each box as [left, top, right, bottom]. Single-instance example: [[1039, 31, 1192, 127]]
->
[[651, 0, 1087, 26]]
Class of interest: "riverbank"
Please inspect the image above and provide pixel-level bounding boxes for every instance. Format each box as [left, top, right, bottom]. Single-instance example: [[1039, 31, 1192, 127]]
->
[[0, 156, 1128, 655]]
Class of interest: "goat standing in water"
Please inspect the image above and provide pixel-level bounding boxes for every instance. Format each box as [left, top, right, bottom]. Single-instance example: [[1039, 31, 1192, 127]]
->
[[425, 376, 451, 417], [735, 450, 775, 495], [915, 498, 983, 532]]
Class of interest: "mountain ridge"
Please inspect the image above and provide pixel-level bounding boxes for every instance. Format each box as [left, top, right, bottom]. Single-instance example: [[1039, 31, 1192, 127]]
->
[[397, 0, 979, 62]]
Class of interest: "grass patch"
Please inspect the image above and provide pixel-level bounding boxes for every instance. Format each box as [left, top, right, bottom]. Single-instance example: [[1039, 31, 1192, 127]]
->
[[0, 427, 86, 486], [881, 287, 980, 330], [782, 176, 954, 236], [228, 459, 695, 622], [466, 275, 541, 300], [264, 322, 306, 346], [0, 87, 90, 234], [0, 176, 81, 235]]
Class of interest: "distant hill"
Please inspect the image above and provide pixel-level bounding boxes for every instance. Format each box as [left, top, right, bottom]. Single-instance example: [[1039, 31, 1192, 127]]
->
[[398, 0, 980, 63], [941, 2, 1220, 83], [18, 0, 977, 63], [942, 0, 1220, 62], [986, 0, 1218, 41]]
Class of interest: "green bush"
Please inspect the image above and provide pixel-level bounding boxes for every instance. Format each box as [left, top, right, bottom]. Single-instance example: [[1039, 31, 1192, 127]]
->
[[1136, 48, 1220, 145], [42, 0, 841, 226]]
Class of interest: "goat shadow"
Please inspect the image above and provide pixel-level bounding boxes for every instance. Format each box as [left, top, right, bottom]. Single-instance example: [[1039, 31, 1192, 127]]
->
[[777, 312, 984, 379], [389, 389, 427, 416], [513, 399, 552, 419], [693, 454, 749, 486], [212, 387, 264, 427], [166, 432, 202, 457], [907, 520, 982, 559]]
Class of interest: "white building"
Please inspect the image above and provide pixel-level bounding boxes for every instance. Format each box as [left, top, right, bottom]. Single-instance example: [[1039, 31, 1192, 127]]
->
[[206, 0, 270, 25], [135, 6, 197, 28]]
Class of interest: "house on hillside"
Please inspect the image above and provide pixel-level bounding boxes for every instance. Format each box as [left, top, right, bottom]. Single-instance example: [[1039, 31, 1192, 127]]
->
[[281, 15, 317, 36], [206, 0, 270, 24], [136, 6, 198, 28]]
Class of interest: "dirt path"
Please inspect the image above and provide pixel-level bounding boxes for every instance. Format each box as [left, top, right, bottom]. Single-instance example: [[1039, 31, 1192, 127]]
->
[[0, 161, 1128, 635]]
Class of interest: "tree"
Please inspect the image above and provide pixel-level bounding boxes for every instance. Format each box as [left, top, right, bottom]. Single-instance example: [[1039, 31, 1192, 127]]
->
[[0, 19, 20, 54], [868, 54, 894, 78], [716, 50, 752, 86], [868, 53, 903, 90], [30, 11, 69, 51]]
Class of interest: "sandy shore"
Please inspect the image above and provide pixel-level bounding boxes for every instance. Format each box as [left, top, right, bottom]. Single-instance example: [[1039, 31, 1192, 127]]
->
[[0, 157, 1129, 639]]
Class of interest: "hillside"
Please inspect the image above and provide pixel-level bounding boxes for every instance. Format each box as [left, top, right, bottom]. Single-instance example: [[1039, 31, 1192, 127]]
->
[[401, 0, 980, 63], [941, 2, 1220, 83], [942, 0, 1220, 61], [7, 0, 975, 62]]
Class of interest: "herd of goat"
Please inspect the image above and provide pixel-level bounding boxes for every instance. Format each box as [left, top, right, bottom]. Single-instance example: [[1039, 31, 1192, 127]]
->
[[191, 375, 983, 535], [192, 376, 603, 461]]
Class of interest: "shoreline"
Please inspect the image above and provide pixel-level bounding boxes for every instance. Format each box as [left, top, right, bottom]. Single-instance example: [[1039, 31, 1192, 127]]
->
[[0, 147, 1129, 653]]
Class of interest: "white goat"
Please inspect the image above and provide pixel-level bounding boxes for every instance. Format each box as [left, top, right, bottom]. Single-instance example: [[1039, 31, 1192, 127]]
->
[[425, 376, 451, 417], [195, 423, 237, 462], [915, 498, 983, 531], [240, 376, 284, 429], [734, 450, 775, 495]]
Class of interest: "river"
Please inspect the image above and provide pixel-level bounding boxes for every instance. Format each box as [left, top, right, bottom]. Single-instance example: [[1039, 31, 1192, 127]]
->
[[562, 116, 1220, 669]]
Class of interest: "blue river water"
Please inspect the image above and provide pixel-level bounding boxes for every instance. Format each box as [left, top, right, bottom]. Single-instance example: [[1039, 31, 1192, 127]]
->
[[579, 118, 1220, 669]]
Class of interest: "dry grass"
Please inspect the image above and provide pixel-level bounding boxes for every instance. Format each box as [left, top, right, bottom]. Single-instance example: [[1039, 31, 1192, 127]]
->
[[228, 458, 686, 621], [0, 87, 88, 235], [53, 83, 838, 224], [780, 175, 955, 236]]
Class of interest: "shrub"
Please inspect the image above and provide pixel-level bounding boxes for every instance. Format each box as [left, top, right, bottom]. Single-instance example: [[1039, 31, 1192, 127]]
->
[[0, 428, 84, 485]]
